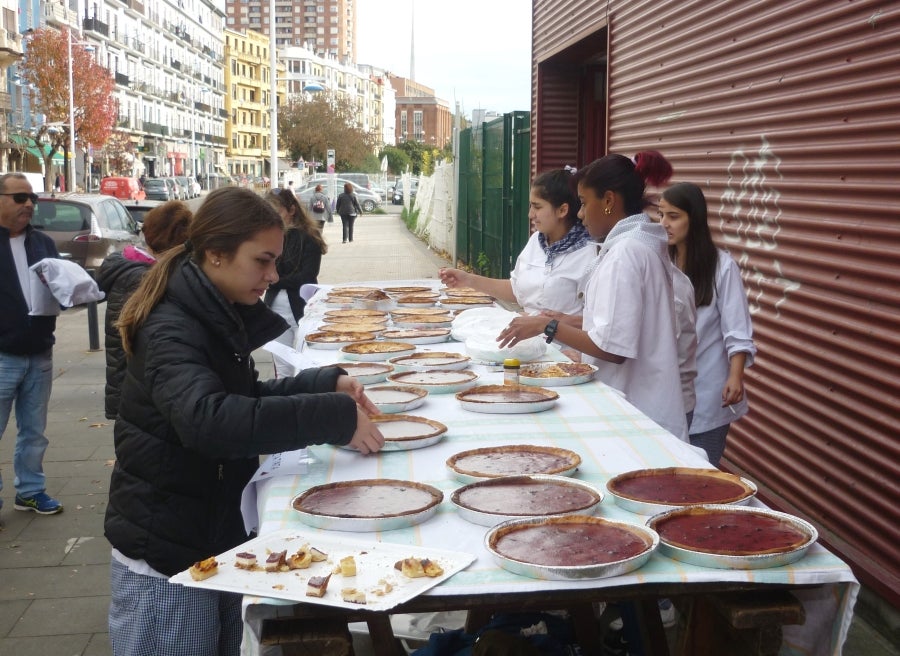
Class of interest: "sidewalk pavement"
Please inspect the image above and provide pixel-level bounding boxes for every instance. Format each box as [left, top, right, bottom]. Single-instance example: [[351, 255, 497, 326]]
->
[[0, 207, 449, 656], [1, 206, 895, 655]]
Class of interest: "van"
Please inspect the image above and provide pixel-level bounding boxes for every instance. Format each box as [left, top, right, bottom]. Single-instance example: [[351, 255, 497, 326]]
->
[[100, 176, 146, 201], [0, 171, 45, 193]]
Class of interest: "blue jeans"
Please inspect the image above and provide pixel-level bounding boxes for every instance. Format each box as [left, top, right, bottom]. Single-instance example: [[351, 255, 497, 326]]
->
[[0, 350, 54, 502]]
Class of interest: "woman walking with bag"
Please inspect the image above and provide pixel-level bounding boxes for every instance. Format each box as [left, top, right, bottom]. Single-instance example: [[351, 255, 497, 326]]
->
[[335, 182, 362, 243]]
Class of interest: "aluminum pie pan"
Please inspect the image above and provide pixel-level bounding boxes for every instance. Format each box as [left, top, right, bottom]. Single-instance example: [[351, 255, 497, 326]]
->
[[387, 369, 479, 394], [381, 328, 452, 345], [485, 515, 659, 581], [606, 467, 758, 516], [646, 504, 818, 570], [305, 331, 379, 349], [338, 362, 394, 385], [383, 286, 434, 296], [446, 445, 582, 484], [389, 351, 471, 372], [292, 479, 444, 532], [390, 307, 452, 317], [352, 296, 397, 312], [340, 341, 417, 362], [324, 308, 389, 320], [317, 322, 387, 336], [519, 363, 599, 387], [456, 384, 559, 414], [365, 386, 429, 414], [371, 413, 448, 451], [451, 475, 604, 527], [392, 317, 454, 329]]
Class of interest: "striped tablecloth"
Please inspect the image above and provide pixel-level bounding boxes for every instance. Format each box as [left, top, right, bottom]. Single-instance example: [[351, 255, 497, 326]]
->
[[243, 282, 858, 656]]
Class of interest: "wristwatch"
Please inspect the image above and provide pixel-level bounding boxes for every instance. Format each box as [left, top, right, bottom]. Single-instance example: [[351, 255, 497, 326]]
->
[[543, 319, 559, 344]]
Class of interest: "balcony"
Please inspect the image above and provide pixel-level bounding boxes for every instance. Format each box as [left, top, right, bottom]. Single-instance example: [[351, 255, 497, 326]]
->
[[171, 60, 182, 71], [83, 17, 110, 37], [0, 30, 23, 66], [128, 0, 146, 14], [143, 122, 169, 137], [42, 3, 77, 29], [115, 72, 130, 86], [218, 108, 229, 119]]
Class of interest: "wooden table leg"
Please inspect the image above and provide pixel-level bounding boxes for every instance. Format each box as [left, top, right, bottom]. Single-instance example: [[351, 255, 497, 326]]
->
[[366, 615, 405, 656]]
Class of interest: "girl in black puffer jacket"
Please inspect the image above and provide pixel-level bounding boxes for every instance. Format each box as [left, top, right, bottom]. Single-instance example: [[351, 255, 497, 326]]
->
[[105, 188, 384, 656]]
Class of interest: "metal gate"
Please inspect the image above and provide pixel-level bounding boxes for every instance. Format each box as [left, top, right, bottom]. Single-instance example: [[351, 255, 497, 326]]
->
[[456, 112, 531, 279]]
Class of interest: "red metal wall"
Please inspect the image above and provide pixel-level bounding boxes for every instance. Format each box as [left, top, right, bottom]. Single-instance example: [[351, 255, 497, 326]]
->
[[533, 0, 900, 605]]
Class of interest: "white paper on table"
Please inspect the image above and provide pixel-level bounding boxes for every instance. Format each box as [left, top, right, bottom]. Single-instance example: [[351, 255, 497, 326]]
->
[[261, 340, 326, 373], [240, 448, 312, 534], [299, 283, 320, 302]]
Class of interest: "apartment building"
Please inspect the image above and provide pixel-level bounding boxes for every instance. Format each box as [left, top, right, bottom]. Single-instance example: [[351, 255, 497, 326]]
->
[[225, 0, 357, 63], [280, 44, 395, 146], [9, 0, 228, 182], [223, 27, 285, 179], [0, 0, 24, 172], [389, 74, 452, 149]]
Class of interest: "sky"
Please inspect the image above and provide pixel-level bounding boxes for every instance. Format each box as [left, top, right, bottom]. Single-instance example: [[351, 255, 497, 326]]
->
[[356, 0, 533, 116]]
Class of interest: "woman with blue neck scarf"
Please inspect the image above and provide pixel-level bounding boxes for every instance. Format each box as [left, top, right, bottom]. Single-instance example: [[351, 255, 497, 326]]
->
[[440, 169, 594, 315]]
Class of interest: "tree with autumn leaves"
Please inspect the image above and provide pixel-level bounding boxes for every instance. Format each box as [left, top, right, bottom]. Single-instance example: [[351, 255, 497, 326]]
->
[[19, 27, 116, 190], [279, 92, 378, 172]]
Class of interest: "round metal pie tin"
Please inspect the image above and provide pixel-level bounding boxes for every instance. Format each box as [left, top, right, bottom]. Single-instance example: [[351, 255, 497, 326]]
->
[[485, 515, 659, 580], [646, 504, 818, 570]]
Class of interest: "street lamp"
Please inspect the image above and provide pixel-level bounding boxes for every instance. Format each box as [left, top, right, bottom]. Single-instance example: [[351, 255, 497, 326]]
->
[[65, 28, 75, 192], [191, 86, 209, 188]]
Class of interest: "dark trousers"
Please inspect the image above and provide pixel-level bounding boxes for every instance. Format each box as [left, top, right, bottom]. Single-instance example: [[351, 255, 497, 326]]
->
[[340, 215, 356, 242]]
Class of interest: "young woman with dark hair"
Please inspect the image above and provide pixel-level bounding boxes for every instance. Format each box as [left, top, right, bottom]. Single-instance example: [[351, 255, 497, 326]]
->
[[439, 168, 594, 315], [106, 187, 384, 655], [264, 188, 328, 377], [335, 181, 363, 243], [658, 182, 755, 464], [498, 155, 687, 441]]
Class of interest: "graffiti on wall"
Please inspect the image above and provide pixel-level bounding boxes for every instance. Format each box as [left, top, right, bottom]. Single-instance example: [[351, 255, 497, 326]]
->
[[716, 136, 800, 317]]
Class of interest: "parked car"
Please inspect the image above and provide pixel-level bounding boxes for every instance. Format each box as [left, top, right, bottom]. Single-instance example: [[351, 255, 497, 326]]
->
[[313, 172, 372, 190], [31, 193, 141, 270], [296, 177, 382, 213], [392, 178, 419, 205], [142, 177, 173, 201], [175, 176, 194, 199], [99, 176, 146, 201], [163, 177, 181, 200], [122, 199, 165, 229]]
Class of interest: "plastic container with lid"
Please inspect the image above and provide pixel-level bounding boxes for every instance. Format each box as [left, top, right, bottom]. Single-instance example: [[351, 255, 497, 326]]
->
[[503, 358, 520, 385]]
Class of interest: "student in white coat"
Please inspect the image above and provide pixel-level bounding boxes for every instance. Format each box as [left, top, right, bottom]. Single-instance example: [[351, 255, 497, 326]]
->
[[497, 155, 687, 442], [439, 169, 595, 316], [657, 182, 756, 465]]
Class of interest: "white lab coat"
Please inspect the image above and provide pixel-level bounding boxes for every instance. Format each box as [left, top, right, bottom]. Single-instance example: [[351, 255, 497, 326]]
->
[[690, 249, 756, 433], [582, 215, 688, 441], [510, 231, 596, 315]]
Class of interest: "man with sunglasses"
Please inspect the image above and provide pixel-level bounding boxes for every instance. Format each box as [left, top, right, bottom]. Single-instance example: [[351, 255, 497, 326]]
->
[[0, 173, 64, 518]]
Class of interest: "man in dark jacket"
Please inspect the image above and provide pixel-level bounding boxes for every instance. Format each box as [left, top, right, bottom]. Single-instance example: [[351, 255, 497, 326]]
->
[[0, 173, 63, 516]]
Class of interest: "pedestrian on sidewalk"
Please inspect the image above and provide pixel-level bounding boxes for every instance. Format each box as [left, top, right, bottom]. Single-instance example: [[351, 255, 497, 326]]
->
[[307, 183, 332, 232], [0, 172, 64, 516], [105, 187, 384, 655], [264, 188, 327, 377], [96, 200, 191, 419], [335, 181, 362, 243]]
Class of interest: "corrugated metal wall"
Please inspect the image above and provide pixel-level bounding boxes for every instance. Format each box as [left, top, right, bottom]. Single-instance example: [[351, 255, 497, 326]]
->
[[533, 0, 900, 604]]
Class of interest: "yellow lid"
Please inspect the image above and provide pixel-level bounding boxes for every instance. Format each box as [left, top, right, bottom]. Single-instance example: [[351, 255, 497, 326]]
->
[[503, 358, 520, 367]]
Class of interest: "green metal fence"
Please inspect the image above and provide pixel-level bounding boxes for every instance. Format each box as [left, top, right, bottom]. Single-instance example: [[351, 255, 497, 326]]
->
[[456, 111, 531, 278]]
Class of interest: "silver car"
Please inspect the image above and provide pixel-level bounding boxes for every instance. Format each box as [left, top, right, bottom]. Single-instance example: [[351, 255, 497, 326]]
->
[[32, 193, 142, 270], [296, 178, 382, 213]]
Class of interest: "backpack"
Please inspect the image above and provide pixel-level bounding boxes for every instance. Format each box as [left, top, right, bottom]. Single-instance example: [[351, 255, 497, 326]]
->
[[312, 198, 326, 213]]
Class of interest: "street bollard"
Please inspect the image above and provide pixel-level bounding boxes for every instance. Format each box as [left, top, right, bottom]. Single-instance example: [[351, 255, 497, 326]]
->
[[87, 300, 101, 351]]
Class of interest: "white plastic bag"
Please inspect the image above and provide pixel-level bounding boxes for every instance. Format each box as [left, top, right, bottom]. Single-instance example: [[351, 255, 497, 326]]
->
[[29, 258, 105, 309], [451, 307, 547, 363]]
